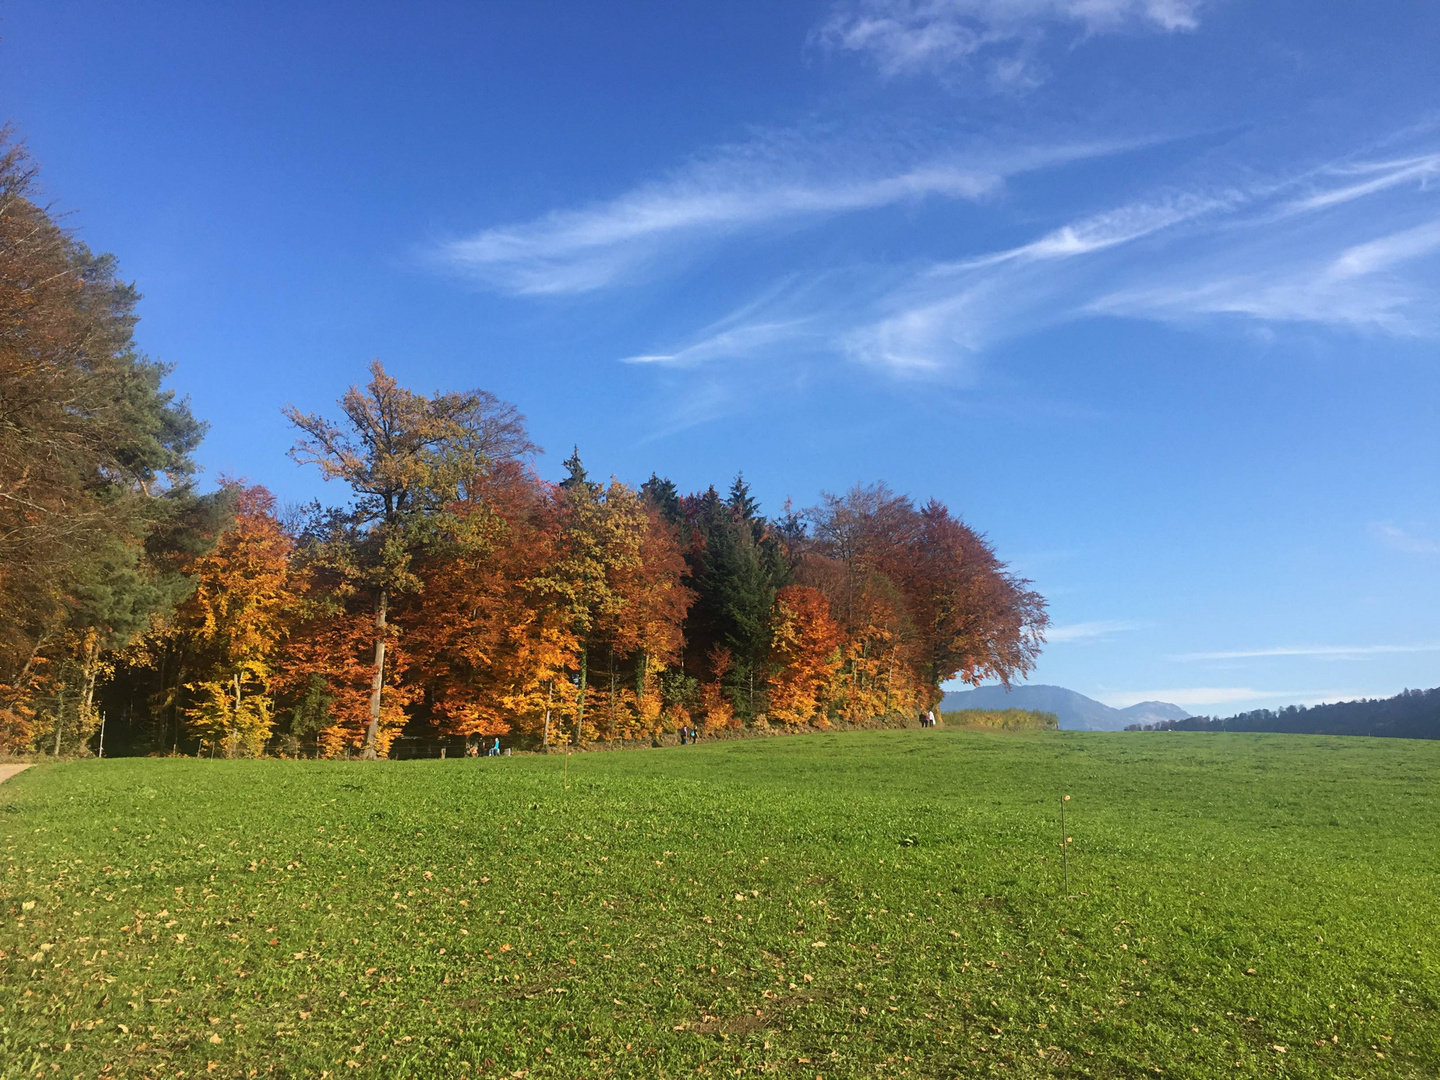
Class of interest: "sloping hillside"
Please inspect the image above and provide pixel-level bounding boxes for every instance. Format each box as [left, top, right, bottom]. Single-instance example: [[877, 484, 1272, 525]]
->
[[940, 684, 1188, 731]]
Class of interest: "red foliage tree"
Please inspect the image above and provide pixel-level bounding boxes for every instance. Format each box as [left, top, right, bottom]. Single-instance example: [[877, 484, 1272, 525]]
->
[[402, 463, 573, 740]]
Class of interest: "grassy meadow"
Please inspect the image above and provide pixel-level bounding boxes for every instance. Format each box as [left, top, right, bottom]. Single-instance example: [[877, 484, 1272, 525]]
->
[[2, 730, 1438, 1079]]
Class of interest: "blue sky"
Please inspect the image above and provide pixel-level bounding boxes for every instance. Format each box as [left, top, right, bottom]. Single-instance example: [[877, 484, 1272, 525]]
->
[[5, 1, 1439, 713]]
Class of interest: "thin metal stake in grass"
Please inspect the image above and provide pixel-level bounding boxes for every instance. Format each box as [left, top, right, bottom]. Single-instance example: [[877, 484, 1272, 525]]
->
[[1061, 794, 1071, 898], [563, 744, 570, 790]]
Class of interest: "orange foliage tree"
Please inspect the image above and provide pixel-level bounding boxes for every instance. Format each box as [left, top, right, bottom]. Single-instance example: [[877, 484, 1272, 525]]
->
[[274, 511, 415, 758], [283, 361, 537, 759], [766, 585, 843, 727], [402, 463, 575, 742]]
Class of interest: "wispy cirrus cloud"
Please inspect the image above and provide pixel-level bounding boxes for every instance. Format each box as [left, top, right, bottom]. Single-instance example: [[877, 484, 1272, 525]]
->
[[630, 160, 1440, 402], [610, 139, 1440, 389], [1278, 153, 1440, 216], [852, 146, 1440, 372], [1047, 618, 1150, 643], [1369, 521, 1440, 555], [812, 0, 1204, 85], [956, 193, 1234, 267], [438, 164, 991, 295], [433, 134, 1131, 296], [838, 190, 1238, 371], [1174, 643, 1440, 661], [1091, 216, 1440, 335], [430, 78, 1440, 405], [1099, 686, 1355, 709], [622, 319, 820, 367], [1330, 218, 1440, 278]]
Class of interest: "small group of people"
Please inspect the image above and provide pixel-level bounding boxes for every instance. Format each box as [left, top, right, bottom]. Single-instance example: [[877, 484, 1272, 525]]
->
[[678, 724, 699, 745], [919, 709, 938, 728], [465, 738, 504, 757]]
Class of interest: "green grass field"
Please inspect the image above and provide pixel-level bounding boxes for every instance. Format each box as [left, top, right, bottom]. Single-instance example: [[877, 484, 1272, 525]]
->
[[3, 731, 1438, 1079]]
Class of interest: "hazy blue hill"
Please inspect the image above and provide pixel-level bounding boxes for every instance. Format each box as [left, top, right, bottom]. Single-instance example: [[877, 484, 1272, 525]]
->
[[940, 684, 1186, 731], [1121, 700, 1193, 726]]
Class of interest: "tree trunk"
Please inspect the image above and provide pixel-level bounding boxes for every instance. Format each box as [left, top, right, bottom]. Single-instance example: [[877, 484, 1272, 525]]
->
[[608, 646, 616, 742], [542, 682, 553, 751], [80, 635, 100, 742], [574, 646, 588, 746], [172, 657, 188, 756], [362, 588, 388, 760], [231, 671, 243, 759], [53, 683, 66, 756]]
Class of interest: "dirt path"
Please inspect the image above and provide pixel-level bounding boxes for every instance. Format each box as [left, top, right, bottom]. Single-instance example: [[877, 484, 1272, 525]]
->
[[0, 764, 31, 785]]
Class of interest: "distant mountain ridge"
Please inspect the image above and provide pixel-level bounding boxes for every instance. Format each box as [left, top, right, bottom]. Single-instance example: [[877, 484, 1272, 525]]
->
[[939, 684, 1190, 731], [1120, 700, 1192, 726]]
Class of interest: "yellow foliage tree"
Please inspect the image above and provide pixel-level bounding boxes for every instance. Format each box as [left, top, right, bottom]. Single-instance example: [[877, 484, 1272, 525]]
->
[[171, 484, 295, 757]]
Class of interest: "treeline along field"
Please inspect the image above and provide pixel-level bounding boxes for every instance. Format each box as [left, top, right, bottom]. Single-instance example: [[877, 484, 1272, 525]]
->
[[2, 730, 1438, 1078], [1132, 687, 1440, 740], [0, 133, 1047, 761]]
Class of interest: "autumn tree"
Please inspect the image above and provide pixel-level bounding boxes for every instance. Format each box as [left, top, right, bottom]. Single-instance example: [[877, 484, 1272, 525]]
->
[[801, 484, 921, 719], [902, 499, 1048, 697], [535, 451, 674, 745], [0, 130, 208, 752], [272, 505, 415, 757], [283, 361, 536, 758], [609, 505, 692, 733], [2, 129, 1055, 758], [402, 463, 575, 742], [803, 484, 1048, 710], [160, 484, 296, 756], [766, 585, 844, 727]]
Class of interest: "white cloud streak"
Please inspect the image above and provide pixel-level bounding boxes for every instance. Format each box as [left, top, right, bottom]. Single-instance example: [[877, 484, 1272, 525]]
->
[[1046, 619, 1149, 642], [946, 193, 1236, 270], [1175, 643, 1440, 661], [813, 0, 1203, 82], [434, 135, 1135, 296], [621, 319, 818, 367], [1330, 218, 1440, 278], [1369, 522, 1440, 556], [429, 87, 1440, 390], [1100, 687, 1354, 709], [439, 161, 998, 296], [1091, 215, 1440, 334], [839, 190, 1237, 372], [1279, 154, 1440, 216], [619, 154, 1440, 380]]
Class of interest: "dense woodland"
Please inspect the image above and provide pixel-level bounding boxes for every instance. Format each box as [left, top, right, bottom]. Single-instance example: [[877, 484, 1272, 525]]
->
[[0, 134, 1049, 758], [1131, 687, 1440, 740]]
